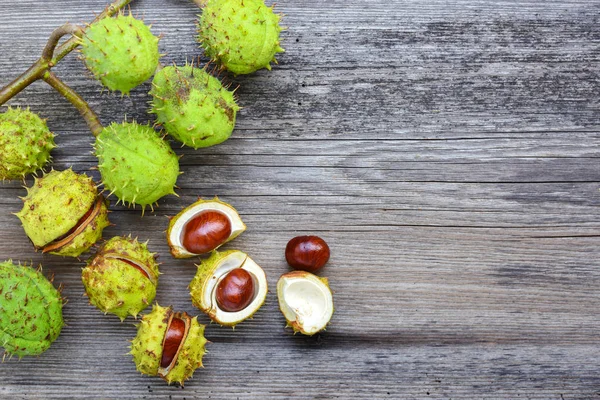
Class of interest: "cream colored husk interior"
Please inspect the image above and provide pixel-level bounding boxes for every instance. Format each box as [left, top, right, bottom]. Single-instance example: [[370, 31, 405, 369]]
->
[[277, 273, 333, 335]]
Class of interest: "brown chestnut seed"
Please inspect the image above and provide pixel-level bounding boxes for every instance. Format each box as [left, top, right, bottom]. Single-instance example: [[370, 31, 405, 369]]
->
[[285, 236, 330, 273], [216, 268, 255, 312], [182, 211, 232, 254], [160, 316, 186, 369]]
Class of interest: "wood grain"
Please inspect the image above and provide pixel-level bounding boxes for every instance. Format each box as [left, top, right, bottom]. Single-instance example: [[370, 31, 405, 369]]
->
[[0, 0, 599, 398]]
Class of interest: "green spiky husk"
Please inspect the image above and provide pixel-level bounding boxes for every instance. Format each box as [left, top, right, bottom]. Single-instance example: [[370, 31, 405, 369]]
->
[[0, 107, 55, 180], [95, 122, 180, 210], [130, 304, 168, 376], [82, 236, 159, 321], [130, 304, 207, 385], [80, 13, 160, 94], [197, 0, 284, 75], [150, 65, 239, 149], [0, 261, 63, 357], [16, 169, 110, 257]]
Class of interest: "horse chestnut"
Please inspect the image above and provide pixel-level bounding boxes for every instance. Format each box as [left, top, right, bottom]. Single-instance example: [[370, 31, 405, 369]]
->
[[167, 198, 246, 258], [216, 268, 255, 312], [189, 250, 268, 326], [285, 236, 330, 272], [182, 210, 232, 254], [160, 316, 186, 369], [131, 305, 207, 385]]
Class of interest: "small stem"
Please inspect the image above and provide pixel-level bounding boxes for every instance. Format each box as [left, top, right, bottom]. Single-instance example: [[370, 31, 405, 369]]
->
[[0, 0, 133, 106], [42, 24, 84, 63], [43, 72, 103, 136]]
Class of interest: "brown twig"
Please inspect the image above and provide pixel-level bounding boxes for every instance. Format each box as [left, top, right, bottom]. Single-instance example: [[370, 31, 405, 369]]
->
[[42, 72, 103, 136]]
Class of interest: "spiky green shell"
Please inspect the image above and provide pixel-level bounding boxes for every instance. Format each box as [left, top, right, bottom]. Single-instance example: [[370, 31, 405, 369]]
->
[[130, 304, 207, 385], [150, 65, 239, 149], [55, 207, 110, 258], [18, 170, 96, 246], [131, 304, 168, 376], [16, 169, 109, 257], [198, 0, 284, 75], [0, 107, 55, 180], [82, 236, 159, 321], [0, 261, 63, 357], [100, 236, 159, 272], [95, 122, 179, 210], [80, 14, 160, 94]]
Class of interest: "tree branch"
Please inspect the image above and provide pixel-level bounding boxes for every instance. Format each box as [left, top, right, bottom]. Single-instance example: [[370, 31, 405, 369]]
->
[[42, 72, 103, 137], [0, 61, 47, 106]]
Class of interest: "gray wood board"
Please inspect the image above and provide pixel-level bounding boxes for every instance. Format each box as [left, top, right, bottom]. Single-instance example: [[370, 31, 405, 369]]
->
[[0, 0, 599, 398]]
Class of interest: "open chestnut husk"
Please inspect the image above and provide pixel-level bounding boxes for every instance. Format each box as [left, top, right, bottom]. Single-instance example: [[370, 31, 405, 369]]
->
[[167, 198, 246, 258], [189, 250, 267, 327], [277, 271, 334, 336], [285, 235, 330, 273], [130, 304, 207, 385]]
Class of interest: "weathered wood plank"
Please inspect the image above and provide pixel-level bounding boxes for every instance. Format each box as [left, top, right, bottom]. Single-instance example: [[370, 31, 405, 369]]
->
[[0, 0, 599, 398]]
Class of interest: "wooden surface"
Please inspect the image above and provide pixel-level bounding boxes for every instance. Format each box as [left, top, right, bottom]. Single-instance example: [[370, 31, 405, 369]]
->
[[1, 0, 599, 398]]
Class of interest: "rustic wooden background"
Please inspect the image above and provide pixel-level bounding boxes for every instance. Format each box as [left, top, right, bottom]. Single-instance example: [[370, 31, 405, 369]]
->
[[0, 0, 599, 398]]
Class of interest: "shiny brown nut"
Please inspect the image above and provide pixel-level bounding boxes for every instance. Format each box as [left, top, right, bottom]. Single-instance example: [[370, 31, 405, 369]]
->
[[215, 268, 255, 312], [182, 211, 232, 254], [285, 235, 330, 273], [160, 316, 186, 369]]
